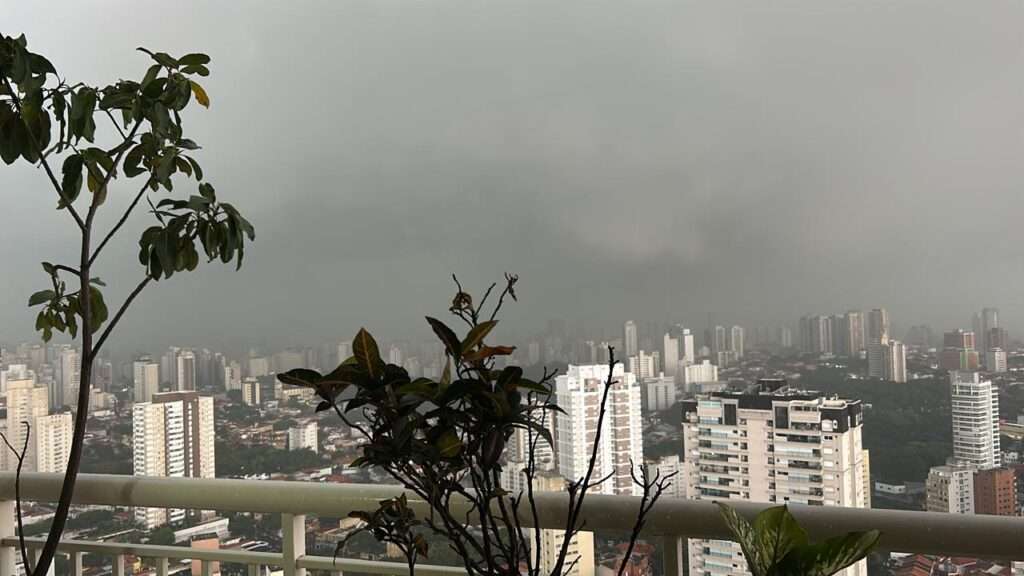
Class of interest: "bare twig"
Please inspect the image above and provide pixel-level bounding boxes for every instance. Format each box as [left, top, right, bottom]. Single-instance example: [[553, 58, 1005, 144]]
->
[[0, 422, 32, 574], [89, 178, 153, 267], [550, 346, 618, 576], [92, 275, 152, 354], [616, 462, 678, 576]]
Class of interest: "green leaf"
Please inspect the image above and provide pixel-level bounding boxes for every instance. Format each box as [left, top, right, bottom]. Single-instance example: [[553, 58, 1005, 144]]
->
[[780, 531, 880, 576], [88, 287, 108, 331], [353, 328, 383, 379], [178, 53, 211, 66], [27, 53, 55, 75], [277, 368, 323, 388], [435, 431, 462, 458], [752, 506, 808, 575], [426, 316, 462, 359], [28, 290, 54, 307], [717, 503, 764, 576], [461, 320, 498, 352], [60, 154, 84, 205]]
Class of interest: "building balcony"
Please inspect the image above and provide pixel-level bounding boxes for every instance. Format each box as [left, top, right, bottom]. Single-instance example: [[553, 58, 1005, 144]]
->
[[1, 472, 1023, 576]]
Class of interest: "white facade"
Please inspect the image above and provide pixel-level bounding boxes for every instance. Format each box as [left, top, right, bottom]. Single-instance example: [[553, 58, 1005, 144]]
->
[[176, 350, 196, 392], [682, 385, 868, 576], [35, 413, 73, 474], [133, 393, 215, 528], [681, 328, 695, 365], [882, 340, 907, 383], [556, 364, 643, 496], [134, 360, 160, 404], [663, 333, 680, 378], [926, 463, 975, 514], [951, 371, 1000, 469], [288, 421, 318, 453], [730, 326, 745, 359], [242, 377, 261, 406], [58, 347, 80, 410], [682, 360, 719, 392], [644, 375, 676, 412], [2, 365, 49, 472], [628, 351, 658, 380], [624, 321, 638, 359], [986, 348, 1008, 373]]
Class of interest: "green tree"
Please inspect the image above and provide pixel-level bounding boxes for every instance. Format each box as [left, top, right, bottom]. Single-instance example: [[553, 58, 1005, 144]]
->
[[1, 33, 253, 576]]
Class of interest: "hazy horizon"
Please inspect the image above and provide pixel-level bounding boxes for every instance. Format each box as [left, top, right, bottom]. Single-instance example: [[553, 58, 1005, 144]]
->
[[4, 1, 1024, 353]]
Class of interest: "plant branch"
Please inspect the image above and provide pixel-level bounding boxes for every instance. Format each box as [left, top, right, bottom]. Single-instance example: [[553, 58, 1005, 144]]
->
[[89, 177, 152, 267], [0, 422, 31, 575], [85, 120, 141, 227], [92, 275, 151, 355]]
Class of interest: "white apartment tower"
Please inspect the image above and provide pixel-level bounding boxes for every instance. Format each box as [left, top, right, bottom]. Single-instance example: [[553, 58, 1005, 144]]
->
[[730, 326, 745, 359], [628, 351, 658, 380], [176, 350, 197, 392], [556, 364, 644, 496], [2, 365, 51, 473], [926, 463, 975, 514], [663, 332, 680, 379], [35, 413, 73, 474], [58, 347, 80, 410], [133, 392, 215, 528], [681, 381, 868, 576], [882, 340, 907, 383], [867, 308, 889, 379], [644, 375, 676, 412], [288, 421, 318, 453], [133, 359, 160, 403], [623, 321, 638, 359], [950, 371, 1000, 469]]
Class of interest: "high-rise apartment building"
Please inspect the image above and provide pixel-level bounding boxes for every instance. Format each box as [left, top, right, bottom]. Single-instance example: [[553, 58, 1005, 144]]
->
[[556, 364, 643, 496], [941, 330, 980, 372], [643, 375, 676, 412], [681, 381, 868, 576], [682, 360, 718, 389], [133, 392, 215, 528], [729, 326, 745, 359], [34, 413, 73, 474], [882, 340, 907, 383], [242, 377, 261, 406], [627, 351, 658, 380], [663, 332, 679, 378], [134, 358, 161, 404], [986, 348, 1008, 373], [926, 463, 976, 514], [623, 321, 638, 359], [58, 347, 80, 410], [2, 365, 50, 473], [951, 371, 1000, 469], [975, 308, 999, 354], [799, 315, 833, 355], [839, 311, 865, 357], [974, 467, 1017, 516], [176, 350, 197, 392], [867, 309, 889, 378], [288, 421, 318, 453]]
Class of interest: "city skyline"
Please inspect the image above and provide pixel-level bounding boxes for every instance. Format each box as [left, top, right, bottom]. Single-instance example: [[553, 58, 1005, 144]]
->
[[4, 1, 1024, 352]]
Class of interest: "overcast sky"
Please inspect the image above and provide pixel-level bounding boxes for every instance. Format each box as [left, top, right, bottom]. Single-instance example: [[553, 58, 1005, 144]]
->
[[3, 1, 1024, 353]]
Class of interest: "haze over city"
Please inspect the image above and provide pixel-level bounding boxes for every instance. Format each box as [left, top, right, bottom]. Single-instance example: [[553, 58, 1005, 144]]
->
[[3, 1, 1023, 352]]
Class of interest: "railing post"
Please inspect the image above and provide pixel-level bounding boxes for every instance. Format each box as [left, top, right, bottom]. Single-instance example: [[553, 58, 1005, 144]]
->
[[70, 552, 83, 576], [0, 499, 13, 576], [156, 556, 168, 576], [663, 536, 683, 576], [112, 554, 125, 576], [282, 514, 306, 576]]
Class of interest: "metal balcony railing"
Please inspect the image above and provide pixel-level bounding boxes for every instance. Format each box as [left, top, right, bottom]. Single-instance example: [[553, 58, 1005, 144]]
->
[[1, 472, 1023, 576]]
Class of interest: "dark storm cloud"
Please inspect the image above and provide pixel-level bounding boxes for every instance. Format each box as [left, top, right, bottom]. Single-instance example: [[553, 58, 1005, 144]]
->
[[3, 1, 1023, 351]]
